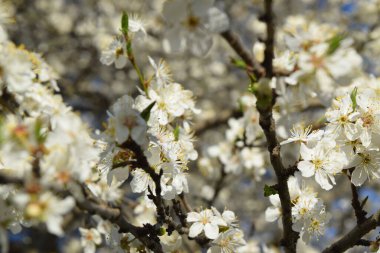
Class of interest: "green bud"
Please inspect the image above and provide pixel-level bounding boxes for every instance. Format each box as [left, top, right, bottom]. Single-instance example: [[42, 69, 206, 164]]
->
[[158, 227, 166, 236], [251, 78, 273, 111], [121, 12, 129, 35], [350, 87, 358, 111]]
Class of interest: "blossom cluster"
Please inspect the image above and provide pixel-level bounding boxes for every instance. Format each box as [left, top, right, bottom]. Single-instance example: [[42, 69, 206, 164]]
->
[[199, 93, 267, 183], [4, 0, 380, 252], [265, 173, 329, 243], [0, 18, 100, 248], [187, 207, 245, 252]]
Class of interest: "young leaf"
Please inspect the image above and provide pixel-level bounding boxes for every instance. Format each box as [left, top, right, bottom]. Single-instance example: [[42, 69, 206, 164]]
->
[[327, 34, 345, 55], [351, 87, 358, 111], [34, 118, 46, 144], [140, 101, 156, 122], [174, 125, 180, 141], [264, 184, 278, 197]]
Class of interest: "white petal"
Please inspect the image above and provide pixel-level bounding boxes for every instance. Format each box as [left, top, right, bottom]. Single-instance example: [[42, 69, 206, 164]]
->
[[46, 216, 63, 236], [187, 212, 201, 222], [360, 128, 371, 147], [210, 216, 227, 226], [115, 56, 127, 69], [192, 0, 215, 17], [265, 207, 281, 222], [315, 171, 333, 190], [189, 30, 213, 56], [297, 161, 315, 177], [162, 0, 187, 23], [351, 167, 367, 186], [107, 167, 129, 186], [189, 222, 204, 238], [300, 143, 313, 161], [344, 123, 360, 141], [163, 28, 186, 54], [206, 7, 229, 33], [204, 223, 219, 239]]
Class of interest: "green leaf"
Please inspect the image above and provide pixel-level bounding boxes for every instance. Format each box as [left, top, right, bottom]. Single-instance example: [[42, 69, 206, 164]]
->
[[327, 34, 345, 55], [34, 118, 46, 144], [351, 87, 358, 111], [174, 125, 180, 141], [121, 12, 129, 35], [230, 57, 247, 69], [264, 184, 278, 197], [140, 101, 156, 122]]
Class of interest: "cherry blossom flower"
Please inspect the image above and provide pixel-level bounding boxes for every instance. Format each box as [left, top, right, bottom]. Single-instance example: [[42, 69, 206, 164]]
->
[[79, 228, 102, 253], [162, 0, 229, 56], [187, 209, 227, 239]]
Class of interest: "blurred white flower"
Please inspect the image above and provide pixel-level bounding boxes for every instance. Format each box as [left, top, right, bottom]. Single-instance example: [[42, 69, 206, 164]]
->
[[162, 0, 229, 56]]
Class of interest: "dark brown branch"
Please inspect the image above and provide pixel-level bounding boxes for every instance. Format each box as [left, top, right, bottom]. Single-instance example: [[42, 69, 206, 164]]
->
[[322, 210, 380, 253], [262, 0, 275, 78], [356, 239, 371, 247], [350, 181, 367, 224], [179, 193, 192, 212], [207, 167, 227, 206], [121, 139, 193, 238], [256, 1, 299, 253]]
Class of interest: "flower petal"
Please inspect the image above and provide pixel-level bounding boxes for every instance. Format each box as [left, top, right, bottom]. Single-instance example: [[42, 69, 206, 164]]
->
[[298, 161, 315, 177], [189, 222, 204, 238], [204, 223, 219, 239], [351, 167, 367, 186]]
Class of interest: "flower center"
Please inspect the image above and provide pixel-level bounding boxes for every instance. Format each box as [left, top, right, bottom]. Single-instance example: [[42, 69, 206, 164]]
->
[[339, 115, 348, 123], [362, 112, 374, 127], [312, 159, 323, 170], [299, 207, 308, 215], [201, 216, 209, 225], [56, 171, 71, 184], [123, 116, 137, 129], [115, 47, 124, 57], [186, 15, 200, 30], [310, 54, 324, 68], [26, 201, 47, 218], [361, 153, 371, 164], [219, 238, 230, 248]]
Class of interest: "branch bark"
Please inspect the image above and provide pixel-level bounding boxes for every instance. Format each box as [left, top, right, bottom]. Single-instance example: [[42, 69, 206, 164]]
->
[[322, 210, 380, 253], [256, 1, 299, 252]]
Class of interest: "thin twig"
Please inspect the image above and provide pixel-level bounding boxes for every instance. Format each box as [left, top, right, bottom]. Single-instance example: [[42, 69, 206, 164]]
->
[[221, 30, 265, 78]]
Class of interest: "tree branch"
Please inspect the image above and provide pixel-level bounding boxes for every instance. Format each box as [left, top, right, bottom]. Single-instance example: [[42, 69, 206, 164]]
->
[[256, 1, 299, 252], [207, 166, 227, 206], [0, 172, 164, 252], [221, 30, 265, 78], [322, 210, 380, 253], [349, 178, 367, 224]]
